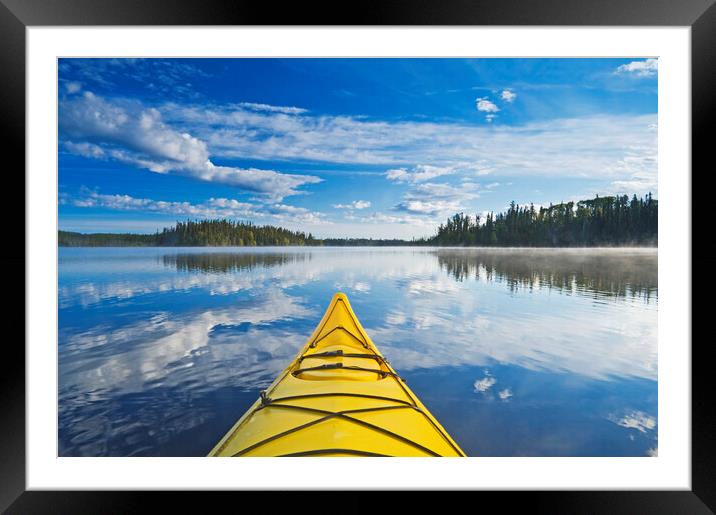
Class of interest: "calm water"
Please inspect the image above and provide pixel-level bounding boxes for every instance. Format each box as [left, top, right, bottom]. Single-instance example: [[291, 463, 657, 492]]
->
[[58, 247, 657, 457]]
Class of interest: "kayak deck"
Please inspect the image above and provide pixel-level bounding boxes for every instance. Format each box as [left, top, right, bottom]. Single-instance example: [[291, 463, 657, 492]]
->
[[208, 292, 465, 457]]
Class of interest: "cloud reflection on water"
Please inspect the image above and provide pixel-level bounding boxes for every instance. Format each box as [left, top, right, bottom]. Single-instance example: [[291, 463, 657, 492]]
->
[[61, 247, 658, 382], [58, 247, 657, 456], [60, 288, 315, 394]]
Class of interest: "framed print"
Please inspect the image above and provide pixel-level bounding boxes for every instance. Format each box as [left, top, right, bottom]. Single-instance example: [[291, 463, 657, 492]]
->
[[3, 0, 714, 512]]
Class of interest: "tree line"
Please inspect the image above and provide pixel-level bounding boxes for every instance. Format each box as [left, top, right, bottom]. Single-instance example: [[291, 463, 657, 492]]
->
[[427, 193, 657, 247], [58, 231, 157, 246], [155, 219, 317, 246], [59, 219, 317, 247], [59, 193, 657, 247]]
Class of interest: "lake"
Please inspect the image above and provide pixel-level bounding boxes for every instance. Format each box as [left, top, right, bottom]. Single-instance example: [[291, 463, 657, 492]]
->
[[58, 246, 658, 457]]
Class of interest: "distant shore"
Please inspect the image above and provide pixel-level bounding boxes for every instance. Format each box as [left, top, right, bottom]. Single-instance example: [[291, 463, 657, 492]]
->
[[59, 193, 657, 248], [58, 231, 657, 249]]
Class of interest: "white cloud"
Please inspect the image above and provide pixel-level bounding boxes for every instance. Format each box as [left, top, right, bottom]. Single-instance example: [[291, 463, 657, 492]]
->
[[474, 376, 496, 393], [501, 89, 517, 102], [386, 163, 491, 185], [65, 141, 105, 159], [475, 97, 500, 113], [159, 101, 656, 193], [70, 190, 326, 225], [609, 174, 657, 195], [59, 58, 210, 98], [414, 182, 479, 200], [606, 140, 658, 195], [332, 200, 371, 210], [357, 212, 438, 227], [392, 181, 481, 218], [385, 164, 457, 183], [65, 81, 82, 94], [616, 59, 658, 78], [199, 162, 322, 202], [72, 191, 252, 218], [394, 199, 461, 216], [205, 197, 255, 211], [498, 388, 513, 400], [476, 97, 500, 122], [238, 102, 308, 115], [385, 168, 408, 181], [265, 203, 328, 224], [60, 92, 321, 201], [61, 91, 659, 204]]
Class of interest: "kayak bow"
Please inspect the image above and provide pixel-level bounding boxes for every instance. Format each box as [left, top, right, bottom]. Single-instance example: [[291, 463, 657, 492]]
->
[[209, 292, 465, 457]]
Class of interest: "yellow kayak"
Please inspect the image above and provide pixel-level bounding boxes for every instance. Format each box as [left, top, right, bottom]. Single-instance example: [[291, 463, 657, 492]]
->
[[209, 292, 465, 457]]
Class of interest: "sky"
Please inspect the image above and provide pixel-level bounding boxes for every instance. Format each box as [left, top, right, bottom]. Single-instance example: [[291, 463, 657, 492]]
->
[[57, 58, 658, 239]]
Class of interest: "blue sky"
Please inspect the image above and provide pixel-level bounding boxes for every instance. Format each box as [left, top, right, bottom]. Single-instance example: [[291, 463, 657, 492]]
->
[[58, 58, 657, 238]]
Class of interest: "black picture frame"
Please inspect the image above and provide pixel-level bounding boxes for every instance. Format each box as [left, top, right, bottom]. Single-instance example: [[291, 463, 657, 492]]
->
[[2, 0, 712, 512]]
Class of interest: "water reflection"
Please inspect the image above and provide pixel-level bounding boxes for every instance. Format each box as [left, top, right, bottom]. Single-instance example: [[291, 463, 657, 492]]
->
[[60, 289, 315, 394], [58, 247, 657, 457], [59, 249, 318, 308], [59, 288, 317, 456], [162, 251, 309, 274], [436, 248, 657, 301]]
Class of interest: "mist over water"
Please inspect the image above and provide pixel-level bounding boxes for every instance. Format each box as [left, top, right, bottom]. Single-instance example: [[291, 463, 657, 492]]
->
[[436, 248, 657, 301], [58, 247, 657, 457]]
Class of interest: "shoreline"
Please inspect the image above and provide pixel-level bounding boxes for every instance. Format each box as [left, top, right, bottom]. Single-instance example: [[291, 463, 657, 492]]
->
[[58, 244, 658, 249]]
